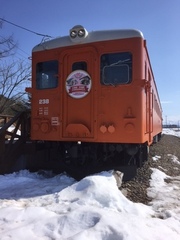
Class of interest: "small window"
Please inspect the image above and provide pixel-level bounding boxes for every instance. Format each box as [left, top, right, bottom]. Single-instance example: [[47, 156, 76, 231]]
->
[[72, 61, 87, 71], [100, 52, 132, 85], [36, 60, 58, 89]]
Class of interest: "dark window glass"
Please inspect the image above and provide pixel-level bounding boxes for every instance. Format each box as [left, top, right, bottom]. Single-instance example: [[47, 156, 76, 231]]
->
[[100, 52, 132, 85], [36, 60, 58, 89], [72, 61, 87, 71]]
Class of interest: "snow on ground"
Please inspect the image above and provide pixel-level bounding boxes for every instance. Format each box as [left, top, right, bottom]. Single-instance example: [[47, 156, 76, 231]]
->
[[0, 129, 180, 239], [162, 128, 180, 137]]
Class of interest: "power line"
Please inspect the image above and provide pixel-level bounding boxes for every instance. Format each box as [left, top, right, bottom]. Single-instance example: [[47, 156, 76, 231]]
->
[[0, 17, 53, 38]]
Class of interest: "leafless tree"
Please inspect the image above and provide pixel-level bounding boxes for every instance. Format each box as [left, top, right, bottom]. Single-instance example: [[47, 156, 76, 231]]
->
[[0, 34, 16, 58], [0, 20, 31, 114], [0, 61, 31, 113], [0, 20, 17, 58]]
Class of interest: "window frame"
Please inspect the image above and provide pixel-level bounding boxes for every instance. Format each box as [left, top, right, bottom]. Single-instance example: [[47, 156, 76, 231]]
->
[[100, 52, 132, 86], [36, 60, 59, 90]]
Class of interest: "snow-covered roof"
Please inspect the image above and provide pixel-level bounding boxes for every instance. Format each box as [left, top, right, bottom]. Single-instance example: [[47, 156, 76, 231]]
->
[[32, 28, 144, 52]]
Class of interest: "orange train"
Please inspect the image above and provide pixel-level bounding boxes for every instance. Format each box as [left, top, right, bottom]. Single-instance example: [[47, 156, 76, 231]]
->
[[26, 25, 162, 179]]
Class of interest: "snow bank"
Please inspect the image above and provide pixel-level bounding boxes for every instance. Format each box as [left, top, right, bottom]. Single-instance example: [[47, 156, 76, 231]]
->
[[0, 170, 180, 239]]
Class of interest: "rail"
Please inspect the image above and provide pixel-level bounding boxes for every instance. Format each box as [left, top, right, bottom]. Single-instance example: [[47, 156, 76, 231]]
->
[[0, 111, 30, 174]]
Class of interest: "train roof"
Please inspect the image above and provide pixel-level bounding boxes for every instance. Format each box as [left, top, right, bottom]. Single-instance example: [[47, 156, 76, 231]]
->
[[32, 26, 144, 52]]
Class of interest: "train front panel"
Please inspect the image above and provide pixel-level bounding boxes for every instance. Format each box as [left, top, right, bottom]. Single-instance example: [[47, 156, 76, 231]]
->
[[28, 27, 161, 145]]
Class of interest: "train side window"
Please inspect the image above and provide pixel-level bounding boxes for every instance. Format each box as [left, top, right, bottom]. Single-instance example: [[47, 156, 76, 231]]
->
[[36, 60, 58, 89], [72, 61, 87, 71], [100, 52, 132, 85]]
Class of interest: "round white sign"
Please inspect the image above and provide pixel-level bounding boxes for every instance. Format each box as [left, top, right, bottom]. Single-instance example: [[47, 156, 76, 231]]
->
[[66, 70, 92, 99]]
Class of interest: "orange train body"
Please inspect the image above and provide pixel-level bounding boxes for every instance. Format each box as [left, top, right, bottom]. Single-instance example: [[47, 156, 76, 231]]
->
[[27, 26, 162, 148]]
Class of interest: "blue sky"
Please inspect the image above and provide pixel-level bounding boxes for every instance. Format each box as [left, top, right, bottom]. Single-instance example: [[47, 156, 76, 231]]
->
[[1, 0, 180, 124]]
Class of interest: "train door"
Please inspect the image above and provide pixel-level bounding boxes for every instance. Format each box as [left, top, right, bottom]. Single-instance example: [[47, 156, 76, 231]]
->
[[61, 46, 97, 140]]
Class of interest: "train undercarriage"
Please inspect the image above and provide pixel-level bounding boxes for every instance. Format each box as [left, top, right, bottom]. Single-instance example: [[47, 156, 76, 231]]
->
[[44, 141, 149, 180], [0, 111, 158, 181]]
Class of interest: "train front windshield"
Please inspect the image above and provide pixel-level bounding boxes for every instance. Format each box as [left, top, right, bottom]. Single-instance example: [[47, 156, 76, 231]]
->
[[36, 60, 58, 90], [100, 52, 132, 85]]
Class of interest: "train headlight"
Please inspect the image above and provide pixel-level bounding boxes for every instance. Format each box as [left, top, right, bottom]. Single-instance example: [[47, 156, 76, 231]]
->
[[70, 30, 77, 38], [69, 25, 88, 42], [78, 28, 85, 37]]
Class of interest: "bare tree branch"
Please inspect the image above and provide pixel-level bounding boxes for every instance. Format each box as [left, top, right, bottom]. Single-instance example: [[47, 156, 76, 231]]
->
[[0, 60, 31, 113], [0, 21, 31, 114], [0, 20, 17, 58]]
